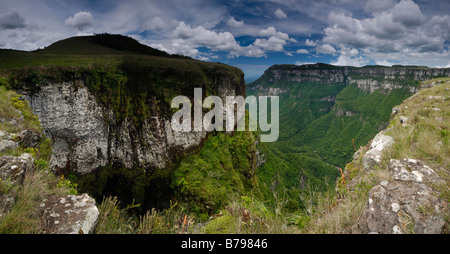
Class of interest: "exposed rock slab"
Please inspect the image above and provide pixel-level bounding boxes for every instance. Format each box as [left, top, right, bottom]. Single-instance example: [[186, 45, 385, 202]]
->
[[362, 132, 394, 170], [40, 193, 99, 234], [354, 159, 447, 234]]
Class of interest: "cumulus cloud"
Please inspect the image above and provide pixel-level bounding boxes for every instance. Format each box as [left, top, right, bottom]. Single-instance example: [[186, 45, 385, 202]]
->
[[364, 0, 396, 14], [227, 17, 244, 27], [254, 26, 296, 52], [296, 49, 309, 54], [331, 47, 368, 67], [274, 8, 287, 19], [160, 21, 266, 59], [65, 11, 94, 31], [141, 17, 167, 32], [173, 21, 240, 51], [392, 0, 426, 27], [315, 44, 337, 55], [321, 0, 450, 67], [305, 39, 316, 46], [0, 10, 26, 30], [149, 22, 298, 60]]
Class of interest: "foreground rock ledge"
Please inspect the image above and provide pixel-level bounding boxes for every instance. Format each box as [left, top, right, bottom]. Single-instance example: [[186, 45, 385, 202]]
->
[[354, 159, 447, 234], [40, 193, 99, 234]]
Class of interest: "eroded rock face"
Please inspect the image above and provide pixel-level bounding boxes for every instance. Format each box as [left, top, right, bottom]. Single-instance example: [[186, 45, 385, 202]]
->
[[26, 75, 243, 175], [354, 159, 447, 234], [255, 64, 450, 94], [40, 193, 99, 234]]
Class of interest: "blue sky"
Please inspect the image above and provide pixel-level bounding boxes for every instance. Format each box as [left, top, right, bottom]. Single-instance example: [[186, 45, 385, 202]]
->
[[1, 0, 449, 81]]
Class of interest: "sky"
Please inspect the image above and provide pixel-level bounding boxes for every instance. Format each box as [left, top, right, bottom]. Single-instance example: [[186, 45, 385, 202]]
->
[[1, 0, 450, 81]]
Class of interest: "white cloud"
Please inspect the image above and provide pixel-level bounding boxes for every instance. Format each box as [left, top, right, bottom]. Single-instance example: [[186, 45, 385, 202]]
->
[[374, 59, 395, 66], [364, 0, 396, 14], [173, 21, 241, 52], [254, 26, 296, 52], [321, 0, 450, 67], [141, 17, 167, 32], [65, 11, 94, 31], [331, 47, 368, 67], [274, 8, 287, 19], [315, 44, 337, 55], [392, 0, 426, 27], [295, 61, 316, 66], [296, 49, 309, 54], [227, 17, 244, 28], [305, 39, 316, 46], [151, 22, 297, 60], [154, 21, 269, 59], [254, 36, 286, 52]]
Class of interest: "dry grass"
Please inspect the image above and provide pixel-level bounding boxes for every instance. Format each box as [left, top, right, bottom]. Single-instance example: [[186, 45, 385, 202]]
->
[[0, 168, 58, 233]]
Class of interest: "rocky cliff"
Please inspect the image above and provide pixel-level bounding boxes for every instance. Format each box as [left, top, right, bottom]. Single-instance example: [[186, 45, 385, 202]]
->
[[250, 63, 450, 95], [23, 71, 243, 176], [1, 34, 247, 213]]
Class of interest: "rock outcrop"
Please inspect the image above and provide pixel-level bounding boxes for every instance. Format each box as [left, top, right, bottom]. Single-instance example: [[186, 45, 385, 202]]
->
[[354, 159, 447, 234], [0, 130, 19, 154], [362, 131, 394, 170]]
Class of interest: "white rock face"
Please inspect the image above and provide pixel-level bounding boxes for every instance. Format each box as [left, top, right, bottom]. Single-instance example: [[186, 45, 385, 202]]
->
[[28, 82, 109, 174], [26, 77, 241, 175]]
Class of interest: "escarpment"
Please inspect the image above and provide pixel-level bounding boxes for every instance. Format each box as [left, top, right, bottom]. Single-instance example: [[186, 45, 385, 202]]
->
[[249, 63, 450, 96], [24, 68, 244, 176], [8, 63, 245, 212]]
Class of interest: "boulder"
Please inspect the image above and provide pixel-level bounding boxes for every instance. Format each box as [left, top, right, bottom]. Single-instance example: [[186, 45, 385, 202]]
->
[[40, 193, 99, 234], [0, 130, 19, 153], [362, 132, 394, 170]]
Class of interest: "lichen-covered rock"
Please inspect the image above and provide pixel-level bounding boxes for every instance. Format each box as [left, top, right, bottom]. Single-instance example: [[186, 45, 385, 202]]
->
[[0, 153, 34, 186], [0, 130, 19, 153], [362, 132, 394, 170], [389, 159, 445, 185], [40, 193, 99, 234], [354, 159, 447, 234], [0, 153, 35, 218]]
